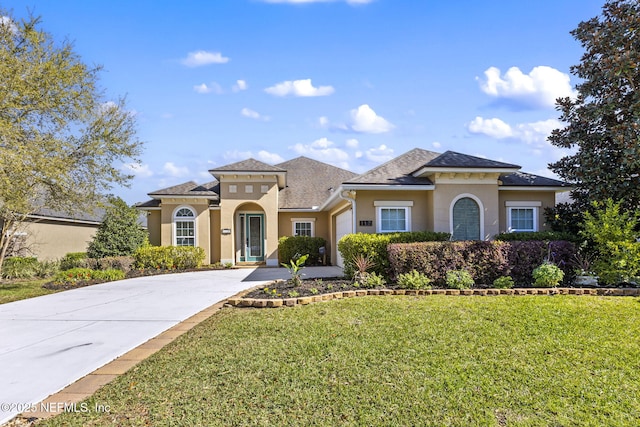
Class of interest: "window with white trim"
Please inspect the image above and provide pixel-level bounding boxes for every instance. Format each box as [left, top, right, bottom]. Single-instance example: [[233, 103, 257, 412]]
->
[[174, 207, 196, 246], [375, 201, 413, 233], [506, 201, 540, 232], [292, 218, 315, 237]]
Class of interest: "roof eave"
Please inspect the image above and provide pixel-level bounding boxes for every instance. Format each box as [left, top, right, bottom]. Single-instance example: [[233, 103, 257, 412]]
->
[[413, 166, 520, 177], [499, 186, 572, 192]]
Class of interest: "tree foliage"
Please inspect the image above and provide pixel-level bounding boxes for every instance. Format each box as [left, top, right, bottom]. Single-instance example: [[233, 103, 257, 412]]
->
[[87, 197, 148, 258], [549, 0, 640, 213], [0, 11, 142, 271]]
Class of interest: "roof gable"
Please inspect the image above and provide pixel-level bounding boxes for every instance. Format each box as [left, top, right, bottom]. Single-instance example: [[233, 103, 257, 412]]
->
[[346, 148, 440, 185], [208, 158, 286, 173], [276, 156, 357, 209], [423, 151, 520, 169], [148, 181, 220, 199]]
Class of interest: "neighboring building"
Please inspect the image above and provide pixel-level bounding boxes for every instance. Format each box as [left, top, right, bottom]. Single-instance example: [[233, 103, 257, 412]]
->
[[137, 148, 570, 267], [2, 208, 103, 260]]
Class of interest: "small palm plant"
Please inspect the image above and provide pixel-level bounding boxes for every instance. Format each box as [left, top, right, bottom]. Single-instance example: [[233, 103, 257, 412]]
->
[[352, 254, 375, 286]]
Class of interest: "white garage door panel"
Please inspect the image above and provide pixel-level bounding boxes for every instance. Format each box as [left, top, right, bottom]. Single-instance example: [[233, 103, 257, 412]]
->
[[335, 210, 352, 268]]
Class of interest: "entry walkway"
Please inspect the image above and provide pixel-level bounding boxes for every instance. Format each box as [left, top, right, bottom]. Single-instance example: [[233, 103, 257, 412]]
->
[[0, 266, 343, 424]]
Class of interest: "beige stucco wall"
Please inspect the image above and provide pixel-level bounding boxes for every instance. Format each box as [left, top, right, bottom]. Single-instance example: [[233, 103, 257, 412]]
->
[[354, 190, 433, 233], [22, 220, 98, 260], [159, 199, 212, 264], [498, 190, 557, 233], [277, 212, 329, 240], [146, 211, 162, 246], [432, 183, 500, 240], [216, 177, 280, 266]]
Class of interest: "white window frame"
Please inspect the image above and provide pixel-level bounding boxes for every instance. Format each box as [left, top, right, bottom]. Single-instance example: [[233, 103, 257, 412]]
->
[[173, 206, 196, 247], [506, 201, 541, 233], [292, 218, 315, 237], [374, 201, 413, 233]]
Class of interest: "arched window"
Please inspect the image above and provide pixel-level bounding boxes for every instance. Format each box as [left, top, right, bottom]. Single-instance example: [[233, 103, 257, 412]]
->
[[174, 207, 195, 246], [451, 196, 481, 240]]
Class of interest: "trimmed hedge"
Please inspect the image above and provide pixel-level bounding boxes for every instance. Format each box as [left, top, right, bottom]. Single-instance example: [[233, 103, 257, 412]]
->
[[134, 246, 206, 270], [338, 231, 450, 279], [388, 240, 575, 287], [60, 252, 88, 270], [495, 231, 579, 243], [52, 268, 125, 285], [278, 236, 326, 266]]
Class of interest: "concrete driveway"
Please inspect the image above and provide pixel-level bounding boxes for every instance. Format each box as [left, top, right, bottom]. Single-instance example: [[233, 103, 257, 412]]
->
[[0, 266, 343, 424]]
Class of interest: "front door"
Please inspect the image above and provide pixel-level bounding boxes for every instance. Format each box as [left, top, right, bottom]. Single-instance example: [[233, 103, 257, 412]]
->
[[239, 213, 264, 262]]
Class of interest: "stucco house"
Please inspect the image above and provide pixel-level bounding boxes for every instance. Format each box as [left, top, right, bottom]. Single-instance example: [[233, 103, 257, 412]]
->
[[137, 148, 569, 267]]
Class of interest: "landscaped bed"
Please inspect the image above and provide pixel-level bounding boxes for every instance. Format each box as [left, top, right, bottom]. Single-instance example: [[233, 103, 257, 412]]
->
[[37, 296, 640, 426]]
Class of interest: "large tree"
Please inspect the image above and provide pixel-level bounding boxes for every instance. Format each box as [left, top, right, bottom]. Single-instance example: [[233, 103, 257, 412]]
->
[[549, 0, 640, 213], [0, 11, 143, 271]]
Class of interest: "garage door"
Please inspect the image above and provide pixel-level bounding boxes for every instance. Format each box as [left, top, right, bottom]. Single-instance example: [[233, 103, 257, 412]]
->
[[335, 209, 353, 268]]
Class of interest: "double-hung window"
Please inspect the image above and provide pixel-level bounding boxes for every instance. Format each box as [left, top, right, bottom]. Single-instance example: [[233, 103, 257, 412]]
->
[[292, 218, 315, 237], [506, 201, 540, 232], [174, 207, 196, 246], [375, 201, 412, 233]]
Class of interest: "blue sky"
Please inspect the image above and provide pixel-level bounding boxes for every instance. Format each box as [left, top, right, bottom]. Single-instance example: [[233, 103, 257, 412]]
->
[[7, 0, 605, 204]]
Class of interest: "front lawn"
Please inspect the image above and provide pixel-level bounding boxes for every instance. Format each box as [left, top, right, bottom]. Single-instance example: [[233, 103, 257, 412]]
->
[[0, 279, 57, 304], [42, 296, 640, 426]]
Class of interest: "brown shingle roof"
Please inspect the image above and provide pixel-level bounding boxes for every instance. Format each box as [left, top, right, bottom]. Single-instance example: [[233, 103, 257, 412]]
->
[[346, 148, 440, 185], [148, 181, 220, 198], [276, 156, 357, 209], [209, 158, 286, 173], [424, 151, 521, 169]]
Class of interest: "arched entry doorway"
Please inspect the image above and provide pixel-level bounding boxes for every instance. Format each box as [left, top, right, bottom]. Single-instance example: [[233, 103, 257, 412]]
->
[[235, 203, 265, 262]]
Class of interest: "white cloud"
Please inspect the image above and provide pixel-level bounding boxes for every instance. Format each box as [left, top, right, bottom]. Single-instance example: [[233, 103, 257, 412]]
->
[[223, 150, 283, 164], [318, 116, 330, 127], [260, 0, 373, 4], [478, 66, 576, 109], [290, 138, 350, 169], [163, 162, 190, 177], [349, 104, 395, 134], [181, 50, 229, 67], [256, 150, 285, 163], [468, 116, 563, 147], [432, 142, 442, 149], [365, 144, 394, 163], [346, 138, 359, 148], [265, 79, 334, 97], [123, 162, 153, 178], [232, 80, 248, 92], [468, 116, 513, 139], [193, 82, 223, 94], [241, 107, 270, 121]]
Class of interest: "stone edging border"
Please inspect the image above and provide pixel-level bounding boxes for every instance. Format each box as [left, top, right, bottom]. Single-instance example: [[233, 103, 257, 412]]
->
[[225, 287, 640, 309]]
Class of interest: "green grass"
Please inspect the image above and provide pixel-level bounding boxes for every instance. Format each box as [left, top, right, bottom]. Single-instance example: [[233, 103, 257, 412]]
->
[[42, 296, 640, 426], [0, 278, 56, 304]]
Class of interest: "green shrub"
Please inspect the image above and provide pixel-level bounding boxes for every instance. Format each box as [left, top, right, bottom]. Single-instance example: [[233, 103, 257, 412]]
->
[[60, 252, 88, 270], [338, 231, 450, 279], [397, 270, 432, 290], [87, 196, 148, 258], [91, 269, 126, 282], [52, 268, 94, 285], [360, 271, 386, 289], [134, 246, 206, 270], [495, 231, 579, 242], [34, 260, 60, 278], [52, 267, 125, 285], [532, 262, 564, 287], [1, 257, 39, 279], [278, 236, 326, 266], [581, 199, 640, 285], [445, 270, 474, 289], [492, 276, 515, 289], [95, 256, 135, 273]]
